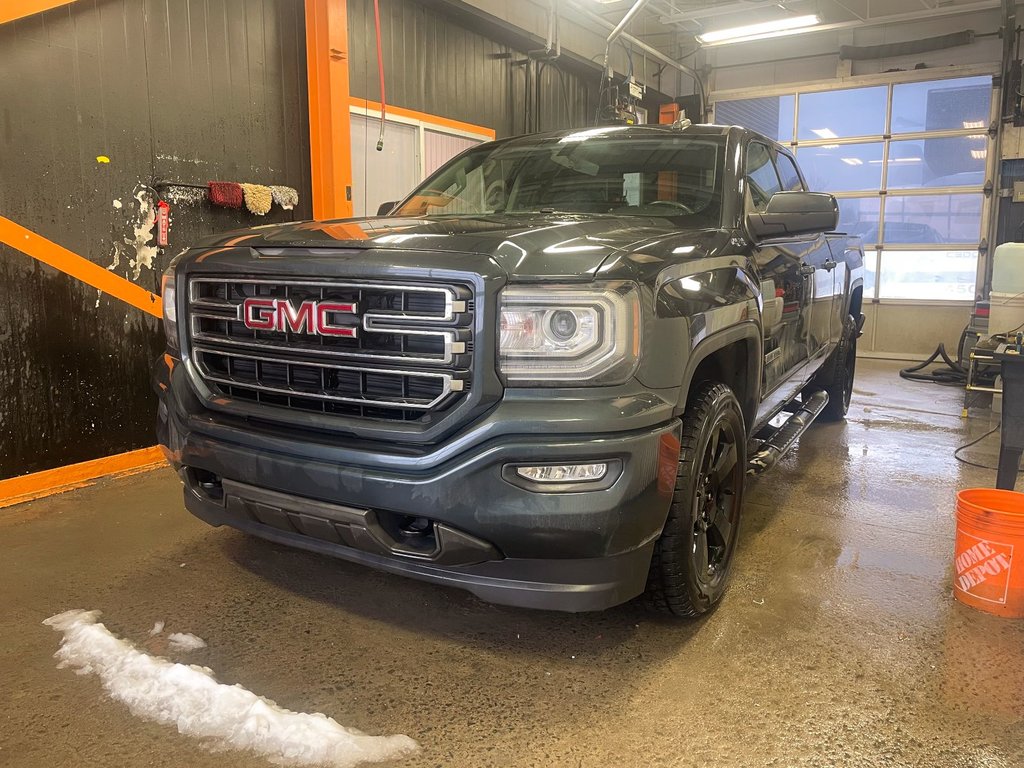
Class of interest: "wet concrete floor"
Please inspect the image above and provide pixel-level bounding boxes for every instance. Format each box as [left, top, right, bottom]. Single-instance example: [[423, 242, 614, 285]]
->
[[2, 359, 1023, 767]]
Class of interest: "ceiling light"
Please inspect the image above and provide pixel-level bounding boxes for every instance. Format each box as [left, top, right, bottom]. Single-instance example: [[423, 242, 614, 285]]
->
[[811, 128, 838, 140], [697, 14, 820, 45], [841, 158, 863, 166], [971, 149, 988, 159], [963, 120, 985, 129]]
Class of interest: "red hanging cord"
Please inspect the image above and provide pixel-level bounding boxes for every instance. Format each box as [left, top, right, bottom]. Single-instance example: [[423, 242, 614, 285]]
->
[[373, 0, 386, 151]]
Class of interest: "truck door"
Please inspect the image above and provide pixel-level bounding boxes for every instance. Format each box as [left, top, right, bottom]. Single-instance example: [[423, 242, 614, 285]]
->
[[774, 151, 836, 366], [744, 141, 812, 398]]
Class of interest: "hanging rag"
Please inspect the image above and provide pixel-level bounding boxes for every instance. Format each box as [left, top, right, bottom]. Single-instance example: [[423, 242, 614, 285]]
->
[[207, 181, 243, 209], [240, 183, 272, 216], [270, 185, 299, 211]]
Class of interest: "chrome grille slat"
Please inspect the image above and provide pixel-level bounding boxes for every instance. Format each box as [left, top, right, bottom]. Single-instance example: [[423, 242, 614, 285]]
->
[[186, 275, 473, 422]]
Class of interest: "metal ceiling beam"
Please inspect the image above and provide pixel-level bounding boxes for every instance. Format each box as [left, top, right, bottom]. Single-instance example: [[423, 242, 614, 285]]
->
[[658, 1, 786, 25]]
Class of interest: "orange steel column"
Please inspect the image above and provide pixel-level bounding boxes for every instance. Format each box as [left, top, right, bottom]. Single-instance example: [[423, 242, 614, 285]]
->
[[0, 1, 77, 24], [305, 0, 354, 221]]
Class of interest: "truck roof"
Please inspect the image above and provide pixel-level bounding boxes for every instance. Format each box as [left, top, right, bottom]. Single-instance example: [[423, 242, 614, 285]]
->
[[488, 123, 771, 148]]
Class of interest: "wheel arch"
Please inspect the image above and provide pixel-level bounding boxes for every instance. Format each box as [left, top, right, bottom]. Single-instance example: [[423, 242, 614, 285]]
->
[[679, 321, 762, 434]]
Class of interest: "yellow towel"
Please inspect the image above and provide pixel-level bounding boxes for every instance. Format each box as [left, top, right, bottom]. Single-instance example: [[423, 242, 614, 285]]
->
[[240, 183, 272, 216]]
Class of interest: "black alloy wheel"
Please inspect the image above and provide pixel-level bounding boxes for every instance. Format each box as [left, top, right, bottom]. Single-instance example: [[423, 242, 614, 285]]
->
[[645, 382, 746, 617]]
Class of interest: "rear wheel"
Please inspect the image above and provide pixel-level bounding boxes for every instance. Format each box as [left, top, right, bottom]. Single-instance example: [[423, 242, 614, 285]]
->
[[644, 382, 746, 617], [816, 314, 857, 421]]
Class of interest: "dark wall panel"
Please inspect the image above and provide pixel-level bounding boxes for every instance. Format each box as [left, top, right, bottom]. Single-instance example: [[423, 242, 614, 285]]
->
[[347, 0, 598, 138], [0, 0, 311, 479]]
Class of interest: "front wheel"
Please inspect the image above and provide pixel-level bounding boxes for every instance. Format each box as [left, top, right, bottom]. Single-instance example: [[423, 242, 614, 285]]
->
[[644, 382, 746, 617]]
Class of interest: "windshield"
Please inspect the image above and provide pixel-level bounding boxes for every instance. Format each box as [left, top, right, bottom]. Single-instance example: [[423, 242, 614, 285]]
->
[[393, 128, 725, 226]]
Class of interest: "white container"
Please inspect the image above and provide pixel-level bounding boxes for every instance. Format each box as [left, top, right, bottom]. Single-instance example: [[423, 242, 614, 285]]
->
[[989, 291, 1024, 336], [991, 242, 1024, 295]]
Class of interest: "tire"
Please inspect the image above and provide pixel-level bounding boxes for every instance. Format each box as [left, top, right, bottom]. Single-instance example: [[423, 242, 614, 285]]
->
[[644, 382, 746, 617], [815, 314, 857, 422]]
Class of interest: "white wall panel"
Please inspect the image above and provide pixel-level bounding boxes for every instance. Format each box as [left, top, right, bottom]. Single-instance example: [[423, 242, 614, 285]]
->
[[424, 131, 482, 178], [350, 114, 421, 217]]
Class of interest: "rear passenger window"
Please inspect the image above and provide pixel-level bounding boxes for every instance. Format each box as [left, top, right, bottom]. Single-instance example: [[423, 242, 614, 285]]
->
[[745, 143, 782, 212], [775, 153, 804, 191]]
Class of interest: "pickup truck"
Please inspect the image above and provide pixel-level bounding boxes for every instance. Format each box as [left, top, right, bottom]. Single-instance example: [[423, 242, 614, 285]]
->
[[155, 123, 865, 616]]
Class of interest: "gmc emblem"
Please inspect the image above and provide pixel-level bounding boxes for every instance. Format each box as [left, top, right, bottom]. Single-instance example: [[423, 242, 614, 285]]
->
[[241, 298, 359, 337]]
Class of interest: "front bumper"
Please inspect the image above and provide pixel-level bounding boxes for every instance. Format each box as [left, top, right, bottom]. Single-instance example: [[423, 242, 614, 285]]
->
[[156, 356, 682, 611]]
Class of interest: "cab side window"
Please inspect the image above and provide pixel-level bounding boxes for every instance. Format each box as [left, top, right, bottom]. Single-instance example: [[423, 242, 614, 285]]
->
[[745, 142, 782, 212], [775, 153, 805, 192]]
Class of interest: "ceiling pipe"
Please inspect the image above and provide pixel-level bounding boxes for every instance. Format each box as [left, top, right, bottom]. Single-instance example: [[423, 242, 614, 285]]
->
[[602, 0, 651, 77], [567, 0, 705, 115]]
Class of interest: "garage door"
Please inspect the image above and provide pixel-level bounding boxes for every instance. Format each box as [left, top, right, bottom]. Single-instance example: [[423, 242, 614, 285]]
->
[[713, 72, 995, 303]]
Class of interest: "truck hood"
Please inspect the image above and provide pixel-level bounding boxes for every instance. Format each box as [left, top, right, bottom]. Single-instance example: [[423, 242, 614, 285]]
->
[[193, 214, 730, 280]]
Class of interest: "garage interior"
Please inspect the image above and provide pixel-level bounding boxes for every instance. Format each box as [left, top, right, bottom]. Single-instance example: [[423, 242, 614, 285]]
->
[[3, 0, 1024, 766]]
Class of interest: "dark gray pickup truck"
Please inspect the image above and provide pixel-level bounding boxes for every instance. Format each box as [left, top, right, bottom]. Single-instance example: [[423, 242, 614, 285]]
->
[[155, 124, 864, 616]]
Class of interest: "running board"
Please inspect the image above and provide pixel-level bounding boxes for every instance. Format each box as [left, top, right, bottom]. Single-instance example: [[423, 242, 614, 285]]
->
[[747, 390, 829, 476]]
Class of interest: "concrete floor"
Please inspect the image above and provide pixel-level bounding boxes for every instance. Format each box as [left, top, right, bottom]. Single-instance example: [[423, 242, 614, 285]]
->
[[2, 359, 1023, 768]]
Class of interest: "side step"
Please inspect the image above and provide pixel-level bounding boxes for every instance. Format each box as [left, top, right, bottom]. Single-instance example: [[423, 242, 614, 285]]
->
[[747, 390, 829, 476]]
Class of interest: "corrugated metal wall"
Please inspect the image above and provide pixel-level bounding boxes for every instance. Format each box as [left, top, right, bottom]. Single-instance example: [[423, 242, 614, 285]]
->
[[0, 0, 312, 479], [347, 0, 598, 138]]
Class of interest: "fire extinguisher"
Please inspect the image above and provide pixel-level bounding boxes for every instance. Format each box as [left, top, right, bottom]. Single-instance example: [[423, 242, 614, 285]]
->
[[156, 200, 171, 247]]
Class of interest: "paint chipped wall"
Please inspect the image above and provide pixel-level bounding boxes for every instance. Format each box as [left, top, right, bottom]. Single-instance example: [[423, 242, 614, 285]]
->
[[0, 0, 312, 479]]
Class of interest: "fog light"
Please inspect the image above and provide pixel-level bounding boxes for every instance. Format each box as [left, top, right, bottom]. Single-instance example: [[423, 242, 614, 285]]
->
[[515, 463, 608, 483]]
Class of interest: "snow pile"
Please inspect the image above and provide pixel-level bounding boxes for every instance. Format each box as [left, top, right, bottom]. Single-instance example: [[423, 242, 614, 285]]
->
[[43, 610, 419, 767], [167, 632, 207, 652]]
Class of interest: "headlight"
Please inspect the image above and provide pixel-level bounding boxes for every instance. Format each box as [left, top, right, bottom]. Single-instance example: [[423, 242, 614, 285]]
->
[[499, 282, 640, 385], [161, 268, 178, 349]]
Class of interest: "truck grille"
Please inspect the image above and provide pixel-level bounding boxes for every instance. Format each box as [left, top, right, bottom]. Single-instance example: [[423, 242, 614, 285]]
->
[[187, 277, 474, 422]]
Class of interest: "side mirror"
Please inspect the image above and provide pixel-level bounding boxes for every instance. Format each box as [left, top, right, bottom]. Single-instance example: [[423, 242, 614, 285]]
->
[[376, 201, 398, 216], [747, 191, 838, 240]]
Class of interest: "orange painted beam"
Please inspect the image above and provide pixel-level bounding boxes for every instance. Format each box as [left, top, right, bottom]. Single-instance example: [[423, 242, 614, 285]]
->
[[0, 446, 165, 511], [350, 97, 496, 140], [0, 0, 76, 25], [0, 216, 161, 318], [306, 0, 354, 221]]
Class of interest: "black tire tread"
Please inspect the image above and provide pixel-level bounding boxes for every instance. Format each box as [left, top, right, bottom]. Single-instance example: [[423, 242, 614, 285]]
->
[[816, 314, 857, 421], [643, 382, 742, 617]]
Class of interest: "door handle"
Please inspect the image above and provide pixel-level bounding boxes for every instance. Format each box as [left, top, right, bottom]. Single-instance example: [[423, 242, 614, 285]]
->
[[799, 264, 816, 276], [823, 258, 838, 271]]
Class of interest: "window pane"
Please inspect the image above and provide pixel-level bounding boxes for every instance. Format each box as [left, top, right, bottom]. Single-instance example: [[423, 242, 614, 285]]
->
[[796, 142, 884, 192], [836, 197, 882, 245], [745, 143, 781, 211], [864, 249, 878, 298], [891, 76, 992, 134], [878, 249, 978, 300], [715, 95, 795, 142], [886, 136, 987, 189], [882, 194, 983, 244], [797, 86, 887, 140], [775, 153, 804, 191]]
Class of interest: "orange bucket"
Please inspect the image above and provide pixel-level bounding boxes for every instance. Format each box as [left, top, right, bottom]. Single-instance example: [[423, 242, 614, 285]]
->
[[954, 489, 1024, 618]]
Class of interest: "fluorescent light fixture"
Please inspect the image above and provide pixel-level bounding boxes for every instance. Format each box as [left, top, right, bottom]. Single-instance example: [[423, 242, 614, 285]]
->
[[963, 120, 985, 129], [697, 14, 820, 45], [672, 245, 697, 254], [679, 277, 702, 292], [971, 149, 988, 159], [811, 128, 838, 140], [869, 157, 921, 164], [841, 158, 863, 166]]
